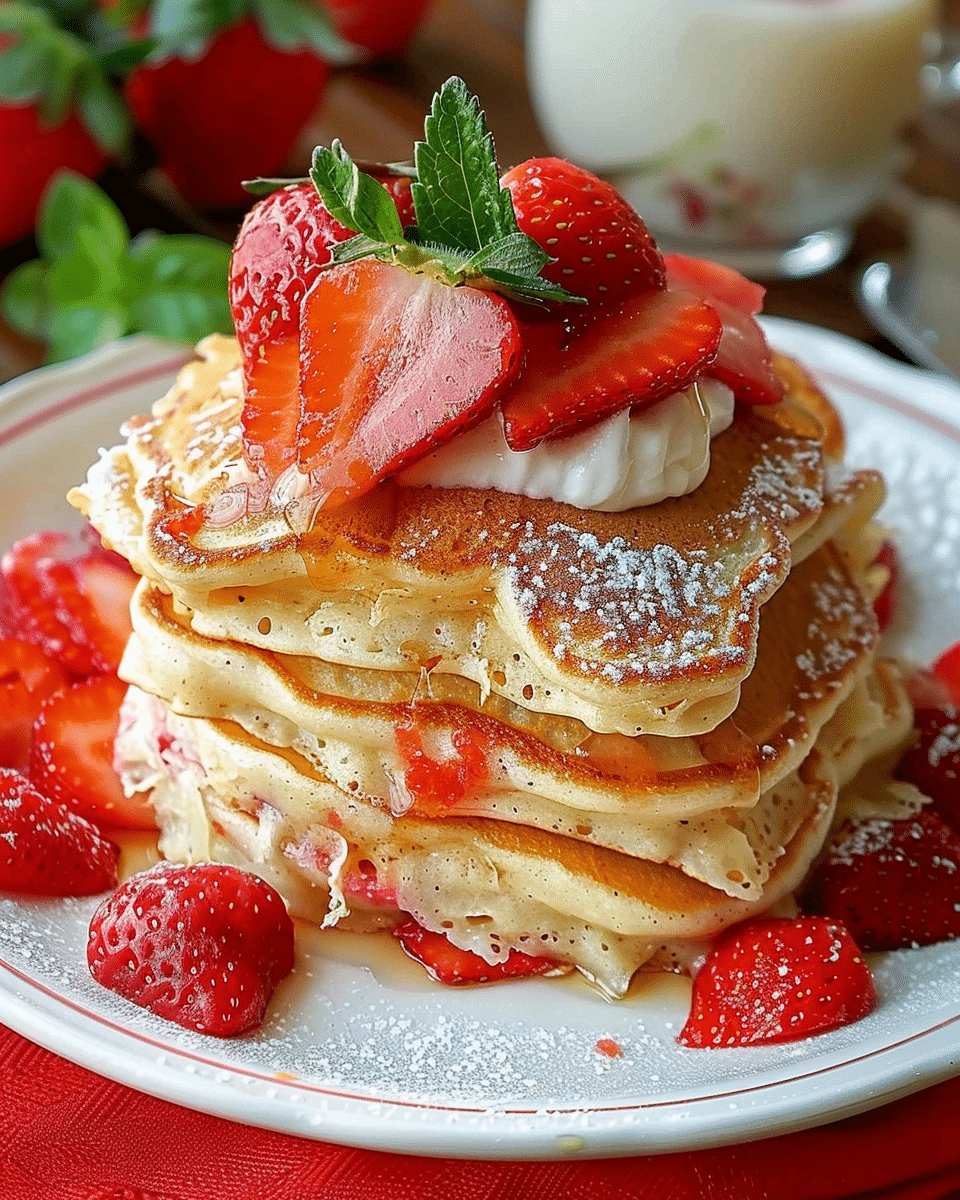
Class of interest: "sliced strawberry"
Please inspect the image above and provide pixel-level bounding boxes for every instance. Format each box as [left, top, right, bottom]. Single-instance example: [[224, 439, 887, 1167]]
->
[[678, 916, 875, 1048], [298, 259, 523, 507], [500, 289, 722, 451], [393, 917, 557, 985], [231, 179, 414, 479], [29, 674, 157, 832], [0, 768, 118, 897], [87, 861, 295, 1036], [871, 539, 899, 634], [395, 709, 493, 812], [501, 157, 665, 306], [0, 530, 136, 679], [664, 256, 782, 407], [0, 639, 69, 772], [895, 707, 960, 834], [802, 811, 960, 950], [663, 253, 765, 314]]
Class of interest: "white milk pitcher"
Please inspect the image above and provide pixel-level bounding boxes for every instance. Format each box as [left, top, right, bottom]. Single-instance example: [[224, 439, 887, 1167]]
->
[[527, 0, 935, 277]]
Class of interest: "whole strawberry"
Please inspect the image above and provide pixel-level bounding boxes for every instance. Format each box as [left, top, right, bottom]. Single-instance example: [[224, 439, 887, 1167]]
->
[[0, 768, 118, 897], [802, 811, 960, 950], [678, 916, 876, 1048], [123, 3, 353, 210], [0, 4, 132, 245], [319, 0, 431, 59], [87, 861, 295, 1035], [501, 156, 666, 306]]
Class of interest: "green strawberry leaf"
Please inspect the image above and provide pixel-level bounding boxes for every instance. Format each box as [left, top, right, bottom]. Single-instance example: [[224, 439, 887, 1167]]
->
[[0, 4, 132, 145], [38, 172, 128, 265], [252, 0, 358, 63], [411, 77, 508, 254], [306, 78, 583, 307], [94, 36, 158, 79], [148, 0, 246, 59], [127, 232, 233, 341], [311, 141, 406, 246], [0, 34, 44, 103], [0, 261, 49, 341], [74, 68, 130, 153]]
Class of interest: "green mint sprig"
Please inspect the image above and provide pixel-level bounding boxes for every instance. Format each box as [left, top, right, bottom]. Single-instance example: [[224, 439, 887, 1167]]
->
[[0, 172, 233, 364], [309, 77, 585, 307]]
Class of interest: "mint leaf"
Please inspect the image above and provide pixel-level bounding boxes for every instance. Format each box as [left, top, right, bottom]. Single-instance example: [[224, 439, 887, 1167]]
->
[[45, 303, 127, 365], [38, 172, 128, 265], [127, 232, 232, 341], [0, 261, 49, 341], [412, 77, 509, 254], [466, 234, 585, 305], [9, 175, 233, 363], [311, 141, 406, 245]]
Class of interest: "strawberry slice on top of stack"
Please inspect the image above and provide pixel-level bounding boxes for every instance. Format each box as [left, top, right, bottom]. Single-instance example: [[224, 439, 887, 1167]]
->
[[229, 76, 782, 520]]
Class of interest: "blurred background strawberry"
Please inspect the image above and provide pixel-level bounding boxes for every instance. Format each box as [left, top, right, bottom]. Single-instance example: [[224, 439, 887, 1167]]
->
[[115, 0, 355, 211], [0, 1, 139, 246], [322, 0, 431, 59]]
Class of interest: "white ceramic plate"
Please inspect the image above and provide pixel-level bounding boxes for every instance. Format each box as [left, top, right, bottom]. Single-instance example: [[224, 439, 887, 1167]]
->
[[1, 321, 959, 1161]]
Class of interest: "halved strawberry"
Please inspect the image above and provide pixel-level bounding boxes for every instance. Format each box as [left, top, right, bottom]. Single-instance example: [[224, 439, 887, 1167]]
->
[[231, 178, 414, 479], [0, 530, 136, 679], [500, 289, 722, 451], [0, 639, 69, 772], [501, 157, 665, 306], [393, 916, 558, 985], [801, 811, 960, 950], [88, 861, 294, 1035], [297, 259, 523, 507], [663, 254, 782, 407], [29, 674, 157, 831], [0, 768, 118, 897], [678, 916, 875, 1048]]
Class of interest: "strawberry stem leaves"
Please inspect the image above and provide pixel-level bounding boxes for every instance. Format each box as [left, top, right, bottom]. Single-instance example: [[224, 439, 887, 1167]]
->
[[311, 141, 407, 246], [308, 77, 585, 307], [0, 2, 132, 151]]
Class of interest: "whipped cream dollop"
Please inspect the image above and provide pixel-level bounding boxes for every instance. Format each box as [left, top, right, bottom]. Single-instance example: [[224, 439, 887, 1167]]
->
[[397, 379, 735, 511]]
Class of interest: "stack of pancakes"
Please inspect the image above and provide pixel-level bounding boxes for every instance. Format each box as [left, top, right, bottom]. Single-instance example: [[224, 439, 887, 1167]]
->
[[72, 335, 913, 995]]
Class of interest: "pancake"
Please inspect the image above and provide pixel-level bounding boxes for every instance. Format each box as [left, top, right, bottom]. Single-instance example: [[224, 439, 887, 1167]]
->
[[114, 656, 910, 997], [72, 321, 902, 999], [73, 335, 883, 738]]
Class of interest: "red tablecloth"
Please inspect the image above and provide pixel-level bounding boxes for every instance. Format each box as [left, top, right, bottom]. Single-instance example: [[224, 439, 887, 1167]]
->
[[2, 1024, 959, 1199]]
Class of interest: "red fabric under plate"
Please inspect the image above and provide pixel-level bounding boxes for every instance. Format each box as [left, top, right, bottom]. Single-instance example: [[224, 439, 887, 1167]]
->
[[1, 1023, 958, 1200]]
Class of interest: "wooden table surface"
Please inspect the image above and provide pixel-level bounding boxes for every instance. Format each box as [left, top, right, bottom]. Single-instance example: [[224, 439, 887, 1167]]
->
[[2, 0, 959, 385]]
